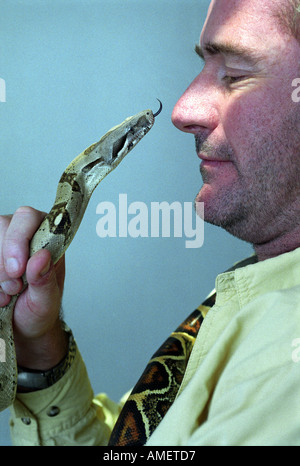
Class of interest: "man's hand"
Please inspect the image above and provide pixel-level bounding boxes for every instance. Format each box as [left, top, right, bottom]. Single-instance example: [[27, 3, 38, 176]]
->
[[0, 206, 68, 370]]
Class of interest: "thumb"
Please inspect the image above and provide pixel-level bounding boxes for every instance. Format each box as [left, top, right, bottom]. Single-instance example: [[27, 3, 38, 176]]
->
[[14, 249, 63, 339]]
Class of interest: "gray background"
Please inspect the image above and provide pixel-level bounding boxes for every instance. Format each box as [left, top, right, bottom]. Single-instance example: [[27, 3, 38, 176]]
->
[[0, 0, 252, 445]]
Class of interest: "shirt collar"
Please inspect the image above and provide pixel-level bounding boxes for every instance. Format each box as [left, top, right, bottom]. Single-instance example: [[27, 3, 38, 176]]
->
[[215, 247, 300, 309]]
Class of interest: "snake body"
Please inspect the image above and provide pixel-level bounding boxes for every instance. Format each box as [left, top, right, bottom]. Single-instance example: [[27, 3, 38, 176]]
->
[[108, 294, 216, 446], [109, 256, 257, 445], [0, 105, 160, 412]]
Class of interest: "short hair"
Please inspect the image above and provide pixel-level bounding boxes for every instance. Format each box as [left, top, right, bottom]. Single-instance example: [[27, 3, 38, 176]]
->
[[293, 0, 300, 38], [274, 0, 300, 40]]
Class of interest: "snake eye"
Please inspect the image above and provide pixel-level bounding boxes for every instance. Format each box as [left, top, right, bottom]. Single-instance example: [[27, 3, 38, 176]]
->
[[112, 134, 127, 159]]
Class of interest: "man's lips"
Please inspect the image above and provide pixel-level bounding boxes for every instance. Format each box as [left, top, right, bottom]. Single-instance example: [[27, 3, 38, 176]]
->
[[198, 153, 230, 163], [198, 154, 232, 169]]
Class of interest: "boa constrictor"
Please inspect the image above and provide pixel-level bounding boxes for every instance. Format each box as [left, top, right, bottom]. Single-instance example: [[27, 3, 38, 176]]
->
[[0, 102, 162, 412], [108, 294, 215, 446]]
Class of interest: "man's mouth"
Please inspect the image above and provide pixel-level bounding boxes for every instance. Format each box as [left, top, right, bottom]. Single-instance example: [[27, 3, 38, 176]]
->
[[195, 135, 234, 164], [198, 153, 233, 169]]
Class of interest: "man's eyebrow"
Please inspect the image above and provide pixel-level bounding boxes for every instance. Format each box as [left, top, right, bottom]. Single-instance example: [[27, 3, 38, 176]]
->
[[195, 42, 263, 65]]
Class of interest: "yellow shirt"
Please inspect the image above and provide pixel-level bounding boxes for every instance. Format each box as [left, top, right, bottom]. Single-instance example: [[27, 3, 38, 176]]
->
[[9, 247, 300, 446]]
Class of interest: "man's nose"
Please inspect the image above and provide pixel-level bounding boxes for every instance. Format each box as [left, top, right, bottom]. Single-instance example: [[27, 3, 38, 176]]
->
[[171, 73, 219, 135]]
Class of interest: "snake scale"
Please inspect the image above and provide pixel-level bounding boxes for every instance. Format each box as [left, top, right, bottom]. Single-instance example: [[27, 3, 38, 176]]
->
[[0, 102, 162, 413], [108, 293, 216, 446]]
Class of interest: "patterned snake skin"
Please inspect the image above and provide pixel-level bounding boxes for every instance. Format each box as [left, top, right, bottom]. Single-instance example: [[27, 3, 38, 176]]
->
[[0, 103, 161, 412], [108, 256, 257, 445], [108, 293, 216, 446]]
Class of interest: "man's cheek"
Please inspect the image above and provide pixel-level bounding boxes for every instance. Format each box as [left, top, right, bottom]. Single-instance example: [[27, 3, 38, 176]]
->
[[223, 96, 268, 156]]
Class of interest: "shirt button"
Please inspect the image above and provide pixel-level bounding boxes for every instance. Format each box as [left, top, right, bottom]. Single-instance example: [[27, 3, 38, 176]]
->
[[21, 417, 31, 425], [47, 406, 60, 417]]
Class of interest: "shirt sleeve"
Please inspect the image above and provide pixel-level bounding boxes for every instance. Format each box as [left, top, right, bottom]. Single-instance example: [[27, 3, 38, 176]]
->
[[9, 344, 123, 446]]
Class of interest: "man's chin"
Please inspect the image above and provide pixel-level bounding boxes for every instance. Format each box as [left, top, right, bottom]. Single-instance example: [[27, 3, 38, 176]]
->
[[194, 187, 249, 238]]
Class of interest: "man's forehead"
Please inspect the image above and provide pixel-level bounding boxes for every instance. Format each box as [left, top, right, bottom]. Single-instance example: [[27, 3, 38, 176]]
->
[[205, 0, 287, 17], [199, 0, 291, 60], [205, 0, 293, 33]]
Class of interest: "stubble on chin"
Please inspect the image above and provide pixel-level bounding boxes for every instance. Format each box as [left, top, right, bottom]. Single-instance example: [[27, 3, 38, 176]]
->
[[194, 135, 247, 233]]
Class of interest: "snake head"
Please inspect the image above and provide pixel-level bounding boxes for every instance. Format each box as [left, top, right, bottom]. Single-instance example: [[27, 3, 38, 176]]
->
[[106, 109, 155, 166], [64, 104, 162, 199], [111, 100, 162, 162], [29, 103, 162, 274], [78, 110, 154, 172]]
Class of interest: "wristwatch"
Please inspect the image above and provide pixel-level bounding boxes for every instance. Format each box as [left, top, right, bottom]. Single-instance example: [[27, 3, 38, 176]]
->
[[17, 325, 76, 392]]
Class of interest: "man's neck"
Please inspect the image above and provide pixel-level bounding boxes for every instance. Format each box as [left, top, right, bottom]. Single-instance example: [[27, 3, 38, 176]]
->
[[253, 227, 300, 261]]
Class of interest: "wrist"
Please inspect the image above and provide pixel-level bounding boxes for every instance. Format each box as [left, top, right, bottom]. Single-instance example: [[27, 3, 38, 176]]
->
[[15, 319, 70, 371], [17, 323, 76, 392]]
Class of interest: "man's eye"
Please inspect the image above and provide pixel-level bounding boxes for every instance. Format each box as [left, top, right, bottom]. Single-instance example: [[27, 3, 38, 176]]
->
[[223, 75, 247, 85]]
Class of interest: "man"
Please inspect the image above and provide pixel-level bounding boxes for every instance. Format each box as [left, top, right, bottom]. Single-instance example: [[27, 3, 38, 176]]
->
[[1, 0, 300, 445]]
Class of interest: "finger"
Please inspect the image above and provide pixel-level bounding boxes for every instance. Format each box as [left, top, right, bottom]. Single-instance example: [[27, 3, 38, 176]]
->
[[0, 214, 21, 298], [14, 249, 62, 338], [26, 248, 53, 286], [25, 251, 65, 313], [0, 214, 12, 283], [0, 278, 23, 296], [1, 206, 45, 279]]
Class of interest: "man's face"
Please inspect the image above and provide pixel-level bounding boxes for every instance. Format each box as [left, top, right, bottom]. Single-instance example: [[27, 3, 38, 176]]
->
[[172, 0, 300, 251]]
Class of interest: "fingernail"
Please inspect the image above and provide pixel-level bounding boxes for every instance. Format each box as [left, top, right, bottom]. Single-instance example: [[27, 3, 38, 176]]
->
[[0, 279, 19, 295], [5, 257, 19, 274], [40, 259, 51, 277]]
